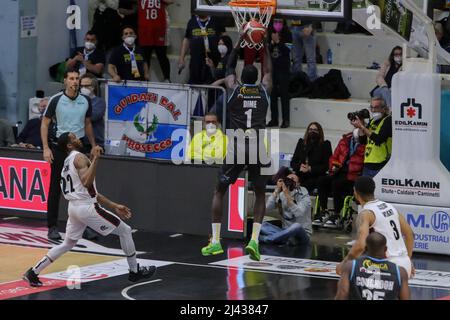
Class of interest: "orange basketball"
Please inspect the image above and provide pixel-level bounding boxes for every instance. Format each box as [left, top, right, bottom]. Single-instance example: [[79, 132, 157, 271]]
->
[[243, 19, 266, 45]]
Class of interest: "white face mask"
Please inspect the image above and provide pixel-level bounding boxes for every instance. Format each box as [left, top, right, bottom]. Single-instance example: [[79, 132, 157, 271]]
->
[[372, 112, 383, 121], [80, 88, 92, 97], [218, 44, 228, 56], [394, 56, 402, 64], [85, 41, 96, 50], [124, 36, 136, 46], [98, 3, 107, 12], [206, 123, 217, 136], [353, 128, 360, 140]]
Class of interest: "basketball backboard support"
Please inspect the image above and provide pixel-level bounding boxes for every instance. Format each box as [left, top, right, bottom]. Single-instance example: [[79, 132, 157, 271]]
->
[[192, 0, 352, 20]]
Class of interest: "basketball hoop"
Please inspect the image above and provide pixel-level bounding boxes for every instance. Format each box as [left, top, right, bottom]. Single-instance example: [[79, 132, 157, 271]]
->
[[229, 0, 276, 50]]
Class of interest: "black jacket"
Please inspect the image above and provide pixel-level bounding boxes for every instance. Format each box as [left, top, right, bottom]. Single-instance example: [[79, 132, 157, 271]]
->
[[290, 138, 332, 180]]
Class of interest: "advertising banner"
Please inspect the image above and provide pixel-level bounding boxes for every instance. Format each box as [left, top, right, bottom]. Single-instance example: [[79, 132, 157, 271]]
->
[[374, 72, 450, 208], [106, 82, 190, 161], [0, 158, 50, 213], [370, 0, 413, 40], [396, 203, 450, 255]]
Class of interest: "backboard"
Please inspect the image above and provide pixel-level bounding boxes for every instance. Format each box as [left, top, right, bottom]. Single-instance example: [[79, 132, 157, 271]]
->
[[192, 0, 352, 20]]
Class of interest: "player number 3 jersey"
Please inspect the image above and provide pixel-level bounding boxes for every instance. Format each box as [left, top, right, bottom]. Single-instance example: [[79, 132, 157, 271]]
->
[[60, 151, 97, 203], [363, 200, 408, 258]]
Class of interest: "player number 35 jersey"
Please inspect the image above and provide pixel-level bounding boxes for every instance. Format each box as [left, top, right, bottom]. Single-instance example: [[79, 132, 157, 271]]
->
[[60, 151, 97, 203]]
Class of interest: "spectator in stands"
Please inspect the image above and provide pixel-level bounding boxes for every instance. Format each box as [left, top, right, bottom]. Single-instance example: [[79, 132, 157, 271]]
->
[[178, 14, 226, 85], [0, 118, 15, 147], [66, 31, 105, 78], [80, 74, 106, 150], [14, 98, 48, 149], [290, 122, 332, 193], [118, 0, 138, 30], [352, 96, 392, 178], [291, 19, 317, 81], [188, 112, 228, 163], [91, 0, 123, 52], [138, 0, 173, 83], [261, 168, 312, 246], [108, 26, 149, 82], [206, 35, 233, 86], [371, 46, 403, 107], [314, 123, 366, 228], [266, 18, 293, 129]]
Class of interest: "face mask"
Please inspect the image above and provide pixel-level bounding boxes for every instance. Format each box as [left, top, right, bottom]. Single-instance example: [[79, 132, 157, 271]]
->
[[124, 36, 136, 46], [372, 112, 383, 121], [80, 88, 92, 97], [206, 123, 217, 136], [394, 56, 402, 64], [85, 42, 96, 50], [273, 22, 283, 33], [98, 3, 107, 12], [218, 44, 228, 56], [308, 131, 320, 142]]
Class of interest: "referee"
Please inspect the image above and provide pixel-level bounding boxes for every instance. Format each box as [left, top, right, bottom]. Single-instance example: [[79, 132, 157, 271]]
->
[[41, 68, 101, 240]]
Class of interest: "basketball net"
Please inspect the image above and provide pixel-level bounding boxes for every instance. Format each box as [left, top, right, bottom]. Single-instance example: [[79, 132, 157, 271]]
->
[[229, 0, 276, 50]]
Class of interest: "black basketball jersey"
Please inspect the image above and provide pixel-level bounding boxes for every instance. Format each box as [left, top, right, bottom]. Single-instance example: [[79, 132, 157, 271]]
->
[[349, 256, 402, 300], [227, 84, 269, 131]]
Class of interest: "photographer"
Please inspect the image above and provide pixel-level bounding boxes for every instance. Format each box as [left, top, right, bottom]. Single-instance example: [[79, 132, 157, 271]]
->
[[260, 169, 312, 246], [352, 97, 392, 178]]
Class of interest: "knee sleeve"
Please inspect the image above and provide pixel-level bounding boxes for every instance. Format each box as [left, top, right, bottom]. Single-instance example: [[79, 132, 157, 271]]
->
[[47, 238, 78, 261]]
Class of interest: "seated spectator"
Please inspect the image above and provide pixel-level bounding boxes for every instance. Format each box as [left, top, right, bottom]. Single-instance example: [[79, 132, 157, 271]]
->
[[267, 18, 293, 129], [0, 118, 15, 147], [66, 31, 105, 78], [314, 122, 366, 227], [188, 112, 228, 164], [108, 25, 149, 82], [352, 96, 392, 178], [178, 14, 225, 85], [260, 169, 312, 246], [14, 98, 48, 149], [371, 46, 403, 107], [290, 122, 332, 193], [80, 74, 106, 149]]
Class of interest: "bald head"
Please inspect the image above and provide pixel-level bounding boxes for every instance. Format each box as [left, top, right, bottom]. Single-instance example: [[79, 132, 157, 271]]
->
[[366, 231, 387, 258]]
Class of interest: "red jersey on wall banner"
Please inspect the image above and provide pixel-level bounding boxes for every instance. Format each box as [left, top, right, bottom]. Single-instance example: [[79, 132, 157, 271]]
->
[[138, 0, 169, 47]]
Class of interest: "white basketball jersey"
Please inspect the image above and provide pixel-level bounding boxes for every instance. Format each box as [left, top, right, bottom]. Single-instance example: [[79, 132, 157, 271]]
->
[[61, 151, 98, 203], [363, 200, 408, 258]]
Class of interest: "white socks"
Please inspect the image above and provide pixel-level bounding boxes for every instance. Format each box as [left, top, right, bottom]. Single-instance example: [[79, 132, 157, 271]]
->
[[251, 223, 262, 243], [211, 223, 221, 244]]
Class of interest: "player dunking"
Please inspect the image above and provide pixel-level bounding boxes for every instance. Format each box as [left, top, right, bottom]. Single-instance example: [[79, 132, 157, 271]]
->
[[23, 133, 156, 287], [201, 35, 273, 261]]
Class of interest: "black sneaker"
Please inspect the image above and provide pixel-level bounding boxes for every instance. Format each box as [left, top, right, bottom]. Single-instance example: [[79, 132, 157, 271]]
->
[[323, 216, 339, 229], [47, 226, 62, 241], [280, 121, 290, 129], [128, 264, 157, 283], [23, 268, 43, 287], [266, 120, 279, 127]]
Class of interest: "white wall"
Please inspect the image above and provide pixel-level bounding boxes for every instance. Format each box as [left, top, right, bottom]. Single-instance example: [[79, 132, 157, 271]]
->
[[36, 0, 89, 93]]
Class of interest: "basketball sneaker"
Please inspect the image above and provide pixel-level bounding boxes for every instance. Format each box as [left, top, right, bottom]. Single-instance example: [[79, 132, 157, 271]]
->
[[245, 240, 261, 261], [128, 264, 157, 282], [201, 242, 224, 256], [23, 268, 43, 287]]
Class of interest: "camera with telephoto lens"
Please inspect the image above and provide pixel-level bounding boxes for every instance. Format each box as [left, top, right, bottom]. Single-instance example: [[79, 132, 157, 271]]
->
[[347, 109, 370, 121], [283, 177, 296, 191]]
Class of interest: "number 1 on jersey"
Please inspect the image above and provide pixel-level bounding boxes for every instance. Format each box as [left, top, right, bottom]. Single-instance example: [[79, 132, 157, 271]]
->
[[245, 109, 253, 129]]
